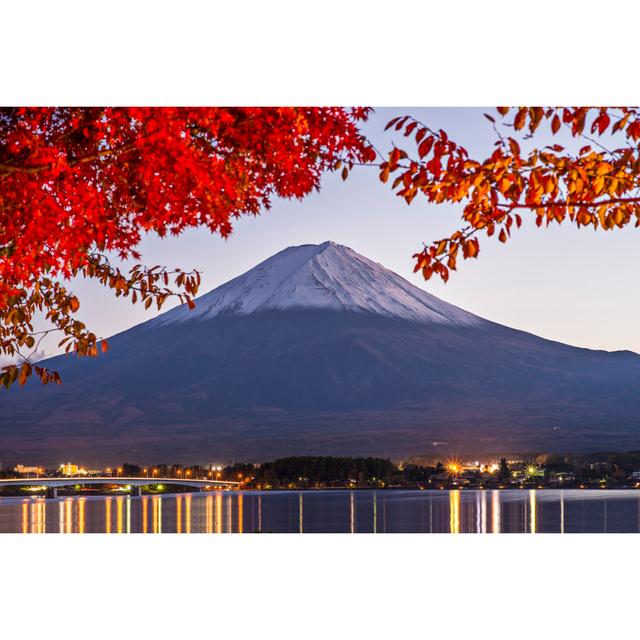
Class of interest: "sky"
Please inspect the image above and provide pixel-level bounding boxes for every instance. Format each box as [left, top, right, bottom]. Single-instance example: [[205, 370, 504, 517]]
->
[[23, 108, 640, 360]]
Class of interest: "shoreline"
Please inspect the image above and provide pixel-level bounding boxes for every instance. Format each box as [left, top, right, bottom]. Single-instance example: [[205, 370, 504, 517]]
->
[[2, 484, 640, 502]]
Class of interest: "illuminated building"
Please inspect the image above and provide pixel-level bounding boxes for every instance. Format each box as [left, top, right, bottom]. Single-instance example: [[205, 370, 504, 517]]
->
[[59, 462, 85, 476], [14, 464, 40, 474]]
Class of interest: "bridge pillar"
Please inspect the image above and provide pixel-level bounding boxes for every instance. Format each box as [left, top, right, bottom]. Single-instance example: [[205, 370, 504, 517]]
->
[[46, 486, 58, 499], [135, 486, 143, 497]]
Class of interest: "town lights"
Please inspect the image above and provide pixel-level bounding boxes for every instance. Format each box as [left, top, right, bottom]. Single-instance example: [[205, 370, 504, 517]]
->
[[446, 462, 461, 476], [527, 466, 537, 476], [143, 468, 148, 477]]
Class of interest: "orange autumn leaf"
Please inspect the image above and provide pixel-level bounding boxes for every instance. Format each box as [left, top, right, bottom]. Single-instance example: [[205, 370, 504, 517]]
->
[[379, 107, 640, 283]]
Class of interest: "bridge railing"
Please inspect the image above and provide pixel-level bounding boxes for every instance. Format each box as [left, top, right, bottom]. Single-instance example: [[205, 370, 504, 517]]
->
[[0, 476, 240, 488]]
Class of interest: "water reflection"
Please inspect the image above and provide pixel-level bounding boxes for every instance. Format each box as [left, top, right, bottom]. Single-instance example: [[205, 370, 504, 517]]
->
[[79, 498, 86, 534], [205, 494, 213, 534], [141, 496, 148, 534], [449, 490, 460, 534], [105, 497, 112, 534], [529, 490, 537, 534], [152, 495, 162, 533], [217, 493, 223, 534], [350, 492, 355, 533], [492, 490, 500, 533], [116, 497, 124, 534], [226, 494, 232, 533], [6, 489, 640, 533], [182, 495, 189, 534], [373, 492, 377, 534]]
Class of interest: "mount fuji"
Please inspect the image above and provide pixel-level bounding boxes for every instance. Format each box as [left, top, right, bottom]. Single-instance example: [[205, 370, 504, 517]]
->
[[2, 240, 640, 464]]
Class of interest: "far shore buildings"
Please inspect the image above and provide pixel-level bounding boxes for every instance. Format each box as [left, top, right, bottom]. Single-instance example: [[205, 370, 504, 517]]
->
[[58, 462, 101, 476], [14, 464, 40, 474], [11, 462, 99, 476]]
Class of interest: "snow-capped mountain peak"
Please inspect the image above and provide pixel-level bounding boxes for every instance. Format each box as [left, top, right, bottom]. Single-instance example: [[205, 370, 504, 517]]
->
[[152, 241, 482, 326]]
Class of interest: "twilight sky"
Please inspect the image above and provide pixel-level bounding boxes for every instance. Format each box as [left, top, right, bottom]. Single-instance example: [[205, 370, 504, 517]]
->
[[34, 108, 640, 358]]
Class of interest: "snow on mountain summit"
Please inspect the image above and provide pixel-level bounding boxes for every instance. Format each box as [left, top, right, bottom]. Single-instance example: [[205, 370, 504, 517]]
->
[[152, 241, 483, 326]]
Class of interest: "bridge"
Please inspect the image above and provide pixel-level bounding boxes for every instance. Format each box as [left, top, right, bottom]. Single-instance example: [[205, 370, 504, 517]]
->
[[0, 476, 240, 498]]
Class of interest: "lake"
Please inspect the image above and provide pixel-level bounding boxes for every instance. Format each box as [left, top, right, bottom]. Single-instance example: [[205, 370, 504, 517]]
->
[[2, 489, 640, 533]]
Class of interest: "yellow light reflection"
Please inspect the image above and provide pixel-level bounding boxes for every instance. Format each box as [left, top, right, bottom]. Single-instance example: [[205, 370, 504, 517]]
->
[[560, 492, 565, 534], [141, 496, 148, 534], [176, 495, 183, 534], [31, 502, 38, 534], [449, 490, 460, 534], [39, 500, 46, 534], [126, 497, 131, 534], [152, 495, 161, 534], [58, 500, 64, 534], [529, 490, 537, 534], [481, 490, 487, 534], [105, 497, 112, 534], [492, 490, 501, 533], [22, 502, 28, 534], [205, 494, 213, 534], [238, 494, 243, 534], [216, 492, 223, 534], [31, 501, 44, 534], [184, 494, 190, 534], [78, 498, 86, 534], [65, 498, 72, 534], [116, 496, 124, 534]]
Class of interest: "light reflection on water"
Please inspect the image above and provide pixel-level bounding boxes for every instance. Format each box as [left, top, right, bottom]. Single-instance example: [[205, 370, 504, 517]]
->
[[2, 489, 640, 533]]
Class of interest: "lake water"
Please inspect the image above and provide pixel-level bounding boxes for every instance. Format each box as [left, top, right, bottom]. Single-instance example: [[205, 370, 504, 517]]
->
[[2, 489, 640, 533]]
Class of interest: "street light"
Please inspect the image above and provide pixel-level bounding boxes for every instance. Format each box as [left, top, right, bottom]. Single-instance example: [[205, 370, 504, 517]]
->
[[143, 468, 148, 478], [152, 468, 158, 478], [106, 467, 112, 477], [117, 467, 122, 478]]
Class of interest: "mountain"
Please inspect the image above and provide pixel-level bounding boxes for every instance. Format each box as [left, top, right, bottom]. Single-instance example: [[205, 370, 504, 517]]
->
[[2, 240, 640, 465]]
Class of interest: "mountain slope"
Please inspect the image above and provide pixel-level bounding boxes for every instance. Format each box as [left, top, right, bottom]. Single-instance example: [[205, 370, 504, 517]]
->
[[2, 241, 640, 464]]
